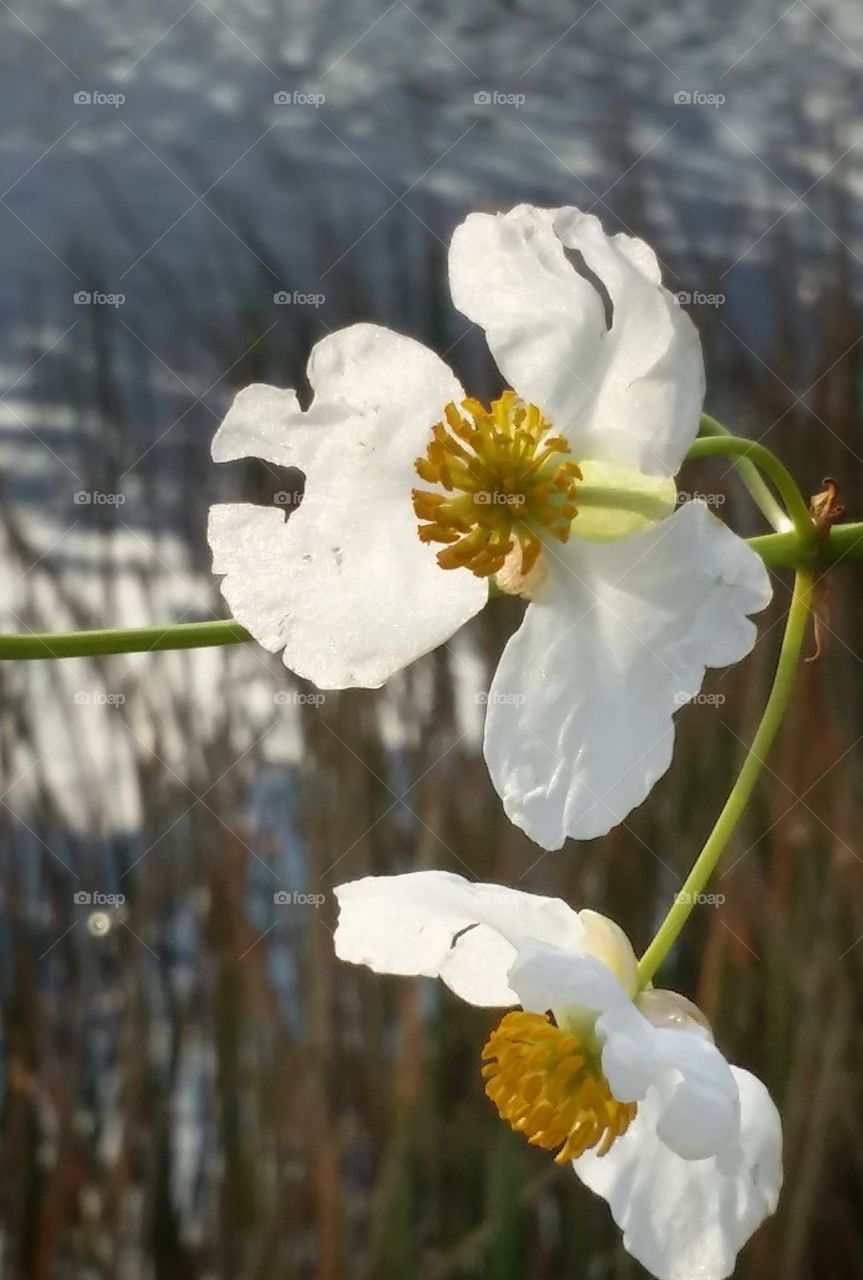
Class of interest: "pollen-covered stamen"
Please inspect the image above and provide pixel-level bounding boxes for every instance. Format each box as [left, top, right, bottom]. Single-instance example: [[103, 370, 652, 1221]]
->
[[412, 391, 581, 579], [481, 1011, 637, 1163]]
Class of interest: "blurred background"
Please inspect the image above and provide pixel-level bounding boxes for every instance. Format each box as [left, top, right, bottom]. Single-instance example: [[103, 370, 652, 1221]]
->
[[1, 0, 863, 1276]]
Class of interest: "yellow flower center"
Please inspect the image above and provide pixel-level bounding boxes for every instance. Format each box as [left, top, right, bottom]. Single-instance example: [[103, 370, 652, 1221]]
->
[[412, 391, 581, 578], [481, 1011, 637, 1163]]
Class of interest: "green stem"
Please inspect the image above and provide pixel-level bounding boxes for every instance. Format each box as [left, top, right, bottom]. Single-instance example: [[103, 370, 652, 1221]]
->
[[697, 414, 789, 532], [0, 619, 251, 660], [751, 521, 863, 569], [636, 569, 814, 988], [685, 432, 816, 549]]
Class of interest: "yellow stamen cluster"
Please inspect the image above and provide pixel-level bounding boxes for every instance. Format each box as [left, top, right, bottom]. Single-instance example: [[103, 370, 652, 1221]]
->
[[481, 1011, 637, 1163], [412, 391, 581, 578]]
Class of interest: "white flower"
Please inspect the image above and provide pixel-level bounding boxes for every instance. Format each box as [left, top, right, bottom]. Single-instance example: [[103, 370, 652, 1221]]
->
[[334, 870, 782, 1280], [209, 205, 771, 848]]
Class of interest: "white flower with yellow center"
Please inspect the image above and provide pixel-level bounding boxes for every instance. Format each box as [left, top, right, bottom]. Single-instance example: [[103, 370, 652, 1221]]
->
[[208, 205, 771, 849], [334, 870, 782, 1280]]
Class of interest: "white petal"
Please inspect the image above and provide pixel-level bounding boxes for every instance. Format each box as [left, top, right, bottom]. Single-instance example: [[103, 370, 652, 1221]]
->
[[333, 871, 584, 1007], [483, 500, 772, 848], [449, 205, 704, 475], [574, 1066, 782, 1280], [597, 1005, 739, 1161], [509, 940, 739, 1160], [212, 323, 456, 472], [506, 925, 640, 1018], [507, 938, 631, 1018], [577, 910, 640, 996], [450, 206, 605, 444], [211, 382, 318, 468], [208, 324, 486, 688]]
